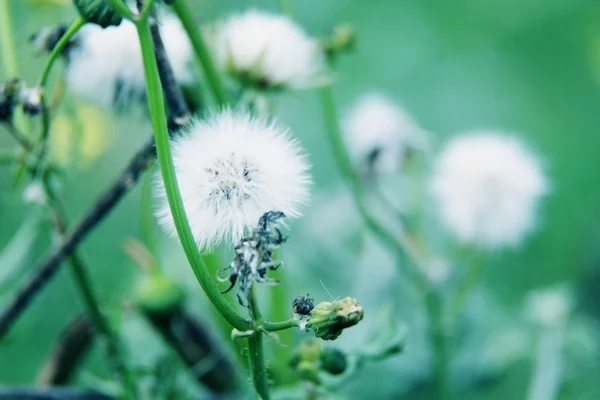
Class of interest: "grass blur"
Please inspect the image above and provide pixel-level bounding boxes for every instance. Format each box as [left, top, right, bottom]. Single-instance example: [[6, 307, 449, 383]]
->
[[1, 0, 600, 399]]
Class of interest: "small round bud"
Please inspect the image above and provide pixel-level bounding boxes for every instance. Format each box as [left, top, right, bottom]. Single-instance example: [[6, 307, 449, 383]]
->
[[72, 0, 122, 28], [321, 24, 357, 58], [307, 297, 364, 341], [320, 348, 347, 375], [20, 88, 42, 116], [134, 274, 186, 315]]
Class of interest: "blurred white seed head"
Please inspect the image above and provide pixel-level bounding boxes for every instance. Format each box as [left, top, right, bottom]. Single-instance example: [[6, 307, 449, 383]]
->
[[154, 109, 311, 249], [23, 181, 46, 205], [66, 15, 193, 108], [214, 9, 327, 89], [342, 93, 428, 176], [430, 132, 549, 248], [525, 286, 572, 327]]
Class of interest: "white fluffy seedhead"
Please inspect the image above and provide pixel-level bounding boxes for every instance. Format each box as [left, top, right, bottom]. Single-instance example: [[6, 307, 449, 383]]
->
[[214, 9, 326, 89], [342, 93, 428, 176], [66, 15, 193, 108], [430, 131, 549, 248], [525, 286, 572, 327], [154, 109, 312, 249]]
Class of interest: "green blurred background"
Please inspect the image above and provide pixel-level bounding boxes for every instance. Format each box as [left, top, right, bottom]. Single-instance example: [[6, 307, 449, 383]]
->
[[2, 0, 600, 399]]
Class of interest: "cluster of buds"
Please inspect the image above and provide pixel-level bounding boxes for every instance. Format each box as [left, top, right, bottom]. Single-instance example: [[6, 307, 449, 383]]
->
[[0, 79, 42, 122], [220, 211, 287, 307], [295, 296, 365, 341], [289, 339, 348, 384]]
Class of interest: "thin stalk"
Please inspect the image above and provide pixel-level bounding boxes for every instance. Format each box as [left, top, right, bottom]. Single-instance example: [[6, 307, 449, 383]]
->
[[0, 0, 19, 77], [526, 327, 564, 400], [171, 0, 228, 106], [269, 266, 293, 384], [133, 16, 249, 331], [318, 85, 427, 290], [248, 286, 270, 400], [262, 319, 299, 332], [0, 0, 31, 137], [446, 253, 484, 324], [107, 0, 135, 20], [425, 290, 451, 400], [34, 17, 86, 174], [43, 178, 137, 399]]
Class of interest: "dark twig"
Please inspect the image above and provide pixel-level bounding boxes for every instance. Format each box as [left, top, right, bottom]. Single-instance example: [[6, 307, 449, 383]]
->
[[37, 315, 95, 385], [0, 137, 156, 338], [0, 387, 113, 400], [0, 13, 194, 339], [149, 8, 191, 124], [144, 308, 242, 393]]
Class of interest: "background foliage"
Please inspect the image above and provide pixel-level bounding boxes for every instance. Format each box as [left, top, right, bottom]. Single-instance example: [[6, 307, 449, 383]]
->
[[2, 0, 600, 398]]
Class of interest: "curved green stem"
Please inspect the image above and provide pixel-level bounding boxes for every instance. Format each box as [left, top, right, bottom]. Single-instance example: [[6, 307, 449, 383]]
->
[[248, 286, 270, 400], [262, 318, 299, 332], [107, 0, 135, 20], [318, 85, 427, 290], [171, 0, 228, 106], [33, 16, 86, 174], [133, 16, 249, 331]]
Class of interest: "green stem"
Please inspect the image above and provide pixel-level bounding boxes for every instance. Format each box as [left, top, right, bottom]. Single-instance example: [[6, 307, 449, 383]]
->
[[425, 290, 451, 400], [262, 318, 299, 332], [0, 0, 19, 77], [446, 252, 484, 324], [248, 286, 270, 400], [107, 0, 135, 20], [269, 268, 292, 383], [137, 0, 156, 21], [0, 0, 31, 135], [171, 0, 228, 106], [318, 85, 427, 290], [34, 16, 86, 175], [133, 16, 249, 331], [42, 178, 137, 399]]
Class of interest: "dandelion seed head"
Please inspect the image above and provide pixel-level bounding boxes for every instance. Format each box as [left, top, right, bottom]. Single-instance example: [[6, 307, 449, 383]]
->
[[342, 93, 428, 175], [430, 132, 549, 248], [154, 110, 311, 249], [66, 16, 193, 108], [525, 286, 572, 327], [214, 10, 326, 89]]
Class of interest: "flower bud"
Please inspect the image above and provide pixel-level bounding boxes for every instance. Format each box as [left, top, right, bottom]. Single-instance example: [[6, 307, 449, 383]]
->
[[307, 297, 364, 341], [321, 24, 357, 58], [320, 348, 347, 375], [134, 274, 186, 315], [291, 339, 322, 383], [72, 0, 122, 28]]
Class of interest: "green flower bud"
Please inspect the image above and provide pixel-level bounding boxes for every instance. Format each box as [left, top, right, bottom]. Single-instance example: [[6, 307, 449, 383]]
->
[[307, 297, 364, 341], [320, 348, 347, 375], [321, 24, 357, 57], [134, 274, 186, 314], [72, 0, 122, 28], [291, 339, 322, 383]]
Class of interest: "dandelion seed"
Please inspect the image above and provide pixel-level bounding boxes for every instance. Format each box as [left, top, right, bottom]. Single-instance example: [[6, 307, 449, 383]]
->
[[525, 286, 572, 327], [430, 131, 549, 248], [342, 93, 428, 176], [65, 15, 193, 108], [154, 110, 311, 249], [214, 9, 327, 89]]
